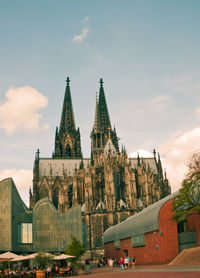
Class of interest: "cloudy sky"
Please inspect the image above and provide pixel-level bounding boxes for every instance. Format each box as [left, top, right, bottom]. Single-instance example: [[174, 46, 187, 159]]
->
[[0, 0, 200, 205]]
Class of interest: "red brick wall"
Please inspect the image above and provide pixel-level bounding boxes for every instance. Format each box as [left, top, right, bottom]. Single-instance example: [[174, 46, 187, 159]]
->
[[187, 211, 200, 246], [104, 199, 179, 265], [158, 199, 179, 263]]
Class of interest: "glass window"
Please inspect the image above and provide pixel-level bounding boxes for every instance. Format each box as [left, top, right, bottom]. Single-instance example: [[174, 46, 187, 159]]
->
[[18, 223, 32, 244]]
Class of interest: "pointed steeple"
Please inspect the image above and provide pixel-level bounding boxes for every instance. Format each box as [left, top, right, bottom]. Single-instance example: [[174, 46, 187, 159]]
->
[[157, 152, 163, 179], [137, 152, 141, 166], [93, 93, 103, 133], [91, 78, 119, 156], [59, 77, 76, 134], [98, 78, 111, 131], [53, 77, 82, 158]]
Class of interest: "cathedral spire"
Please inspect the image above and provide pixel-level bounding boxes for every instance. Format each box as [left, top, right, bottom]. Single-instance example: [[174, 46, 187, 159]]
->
[[53, 77, 82, 158], [59, 77, 76, 134], [93, 93, 103, 133], [98, 78, 111, 131]]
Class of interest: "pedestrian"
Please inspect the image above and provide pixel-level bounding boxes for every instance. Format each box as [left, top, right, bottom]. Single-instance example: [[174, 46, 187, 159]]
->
[[124, 256, 129, 269], [131, 256, 136, 269], [108, 258, 114, 270], [119, 257, 124, 270], [127, 255, 131, 268]]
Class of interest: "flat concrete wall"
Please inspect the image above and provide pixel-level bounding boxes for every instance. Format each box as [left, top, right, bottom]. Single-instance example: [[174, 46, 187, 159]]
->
[[0, 179, 12, 251]]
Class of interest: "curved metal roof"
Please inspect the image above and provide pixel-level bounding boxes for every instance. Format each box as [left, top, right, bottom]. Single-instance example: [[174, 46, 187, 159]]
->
[[103, 191, 178, 243]]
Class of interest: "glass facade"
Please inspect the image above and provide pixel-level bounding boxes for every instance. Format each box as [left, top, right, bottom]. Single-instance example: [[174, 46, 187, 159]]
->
[[0, 178, 82, 253]]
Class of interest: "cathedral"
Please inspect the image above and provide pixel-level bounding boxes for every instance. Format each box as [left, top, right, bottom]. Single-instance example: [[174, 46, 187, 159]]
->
[[29, 77, 171, 255]]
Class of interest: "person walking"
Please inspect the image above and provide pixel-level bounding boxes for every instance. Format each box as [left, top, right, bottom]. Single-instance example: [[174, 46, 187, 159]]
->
[[119, 257, 124, 270], [108, 258, 114, 270], [124, 257, 129, 269], [131, 256, 136, 269]]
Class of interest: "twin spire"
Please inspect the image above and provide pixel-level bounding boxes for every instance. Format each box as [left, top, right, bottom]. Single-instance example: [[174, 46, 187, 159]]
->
[[53, 77, 118, 158]]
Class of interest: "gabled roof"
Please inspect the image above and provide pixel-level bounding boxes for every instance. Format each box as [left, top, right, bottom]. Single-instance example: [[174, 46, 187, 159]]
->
[[103, 191, 179, 243], [129, 157, 158, 174]]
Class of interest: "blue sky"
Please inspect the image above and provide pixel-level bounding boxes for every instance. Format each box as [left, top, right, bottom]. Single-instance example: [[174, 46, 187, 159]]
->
[[0, 0, 200, 205]]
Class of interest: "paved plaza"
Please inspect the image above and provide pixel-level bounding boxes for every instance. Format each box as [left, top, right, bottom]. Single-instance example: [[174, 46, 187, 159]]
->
[[75, 265, 200, 278]]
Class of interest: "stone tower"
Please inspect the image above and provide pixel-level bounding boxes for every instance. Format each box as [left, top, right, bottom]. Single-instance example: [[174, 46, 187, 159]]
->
[[53, 77, 82, 158], [91, 79, 119, 157]]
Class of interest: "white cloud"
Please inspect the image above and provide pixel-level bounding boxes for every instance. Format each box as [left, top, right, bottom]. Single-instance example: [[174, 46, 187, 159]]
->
[[0, 168, 32, 206], [73, 28, 89, 43], [0, 168, 32, 190], [159, 127, 200, 192], [0, 86, 48, 134], [82, 16, 90, 23], [129, 149, 153, 158], [128, 127, 200, 194], [43, 123, 50, 130]]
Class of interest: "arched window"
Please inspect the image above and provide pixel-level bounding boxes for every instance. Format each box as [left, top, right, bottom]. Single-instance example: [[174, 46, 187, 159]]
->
[[52, 187, 59, 209], [103, 216, 109, 231], [120, 213, 128, 223], [113, 214, 118, 225], [65, 144, 71, 158], [68, 184, 73, 208]]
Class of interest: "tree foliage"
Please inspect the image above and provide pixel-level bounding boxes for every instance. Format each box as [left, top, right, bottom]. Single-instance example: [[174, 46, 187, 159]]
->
[[65, 236, 85, 261], [172, 152, 200, 222], [33, 251, 53, 269]]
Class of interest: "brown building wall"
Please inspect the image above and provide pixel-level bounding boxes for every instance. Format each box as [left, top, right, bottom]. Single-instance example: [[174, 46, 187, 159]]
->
[[104, 199, 180, 265], [186, 211, 200, 247], [105, 232, 162, 265], [158, 199, 179, 263]]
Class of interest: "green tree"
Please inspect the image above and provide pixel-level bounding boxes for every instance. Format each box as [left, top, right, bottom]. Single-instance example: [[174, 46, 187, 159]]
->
[[172, 152, 200, 222], [33, 251, 53, 269], [65, 236, 85, 261]]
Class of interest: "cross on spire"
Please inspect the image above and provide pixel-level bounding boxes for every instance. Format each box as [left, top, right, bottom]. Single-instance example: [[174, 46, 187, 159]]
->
[[66, 77, 70, 86], [99, 78, 104, 87], [35, 148, 40, 161]]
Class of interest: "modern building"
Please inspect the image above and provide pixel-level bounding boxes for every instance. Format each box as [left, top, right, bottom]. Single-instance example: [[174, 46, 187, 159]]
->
[[103, 191, 200, 264], [29, 77, 171, 255], [0, 178, 82, 253]]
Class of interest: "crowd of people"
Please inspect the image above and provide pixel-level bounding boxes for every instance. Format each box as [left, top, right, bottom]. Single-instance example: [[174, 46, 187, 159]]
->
[[0, 256, 136, 277], [0, 264, 74, 278], [107, 256, 136, 270]]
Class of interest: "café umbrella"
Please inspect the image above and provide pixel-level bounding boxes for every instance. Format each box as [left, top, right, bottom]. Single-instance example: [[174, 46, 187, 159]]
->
[[53, 254, 75, 260], [0, 252, 19, 261]]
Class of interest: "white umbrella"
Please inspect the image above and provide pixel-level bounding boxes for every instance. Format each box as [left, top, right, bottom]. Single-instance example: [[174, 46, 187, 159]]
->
[[53, 254, 75, 260], [11, 255, 26, 262], [0, 252, 19, 260], [18, 252, 52, 261]]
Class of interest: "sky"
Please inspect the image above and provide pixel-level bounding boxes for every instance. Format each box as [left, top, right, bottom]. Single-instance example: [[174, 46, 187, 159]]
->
[[0, 0, 200, 205]]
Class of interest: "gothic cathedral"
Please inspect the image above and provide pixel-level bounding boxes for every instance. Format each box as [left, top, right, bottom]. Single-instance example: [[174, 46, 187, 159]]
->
[[30, 77, 171, 254]]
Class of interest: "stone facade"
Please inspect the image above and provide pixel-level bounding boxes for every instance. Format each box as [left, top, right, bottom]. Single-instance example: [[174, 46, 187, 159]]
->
[[30, 78, 171, 254]]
